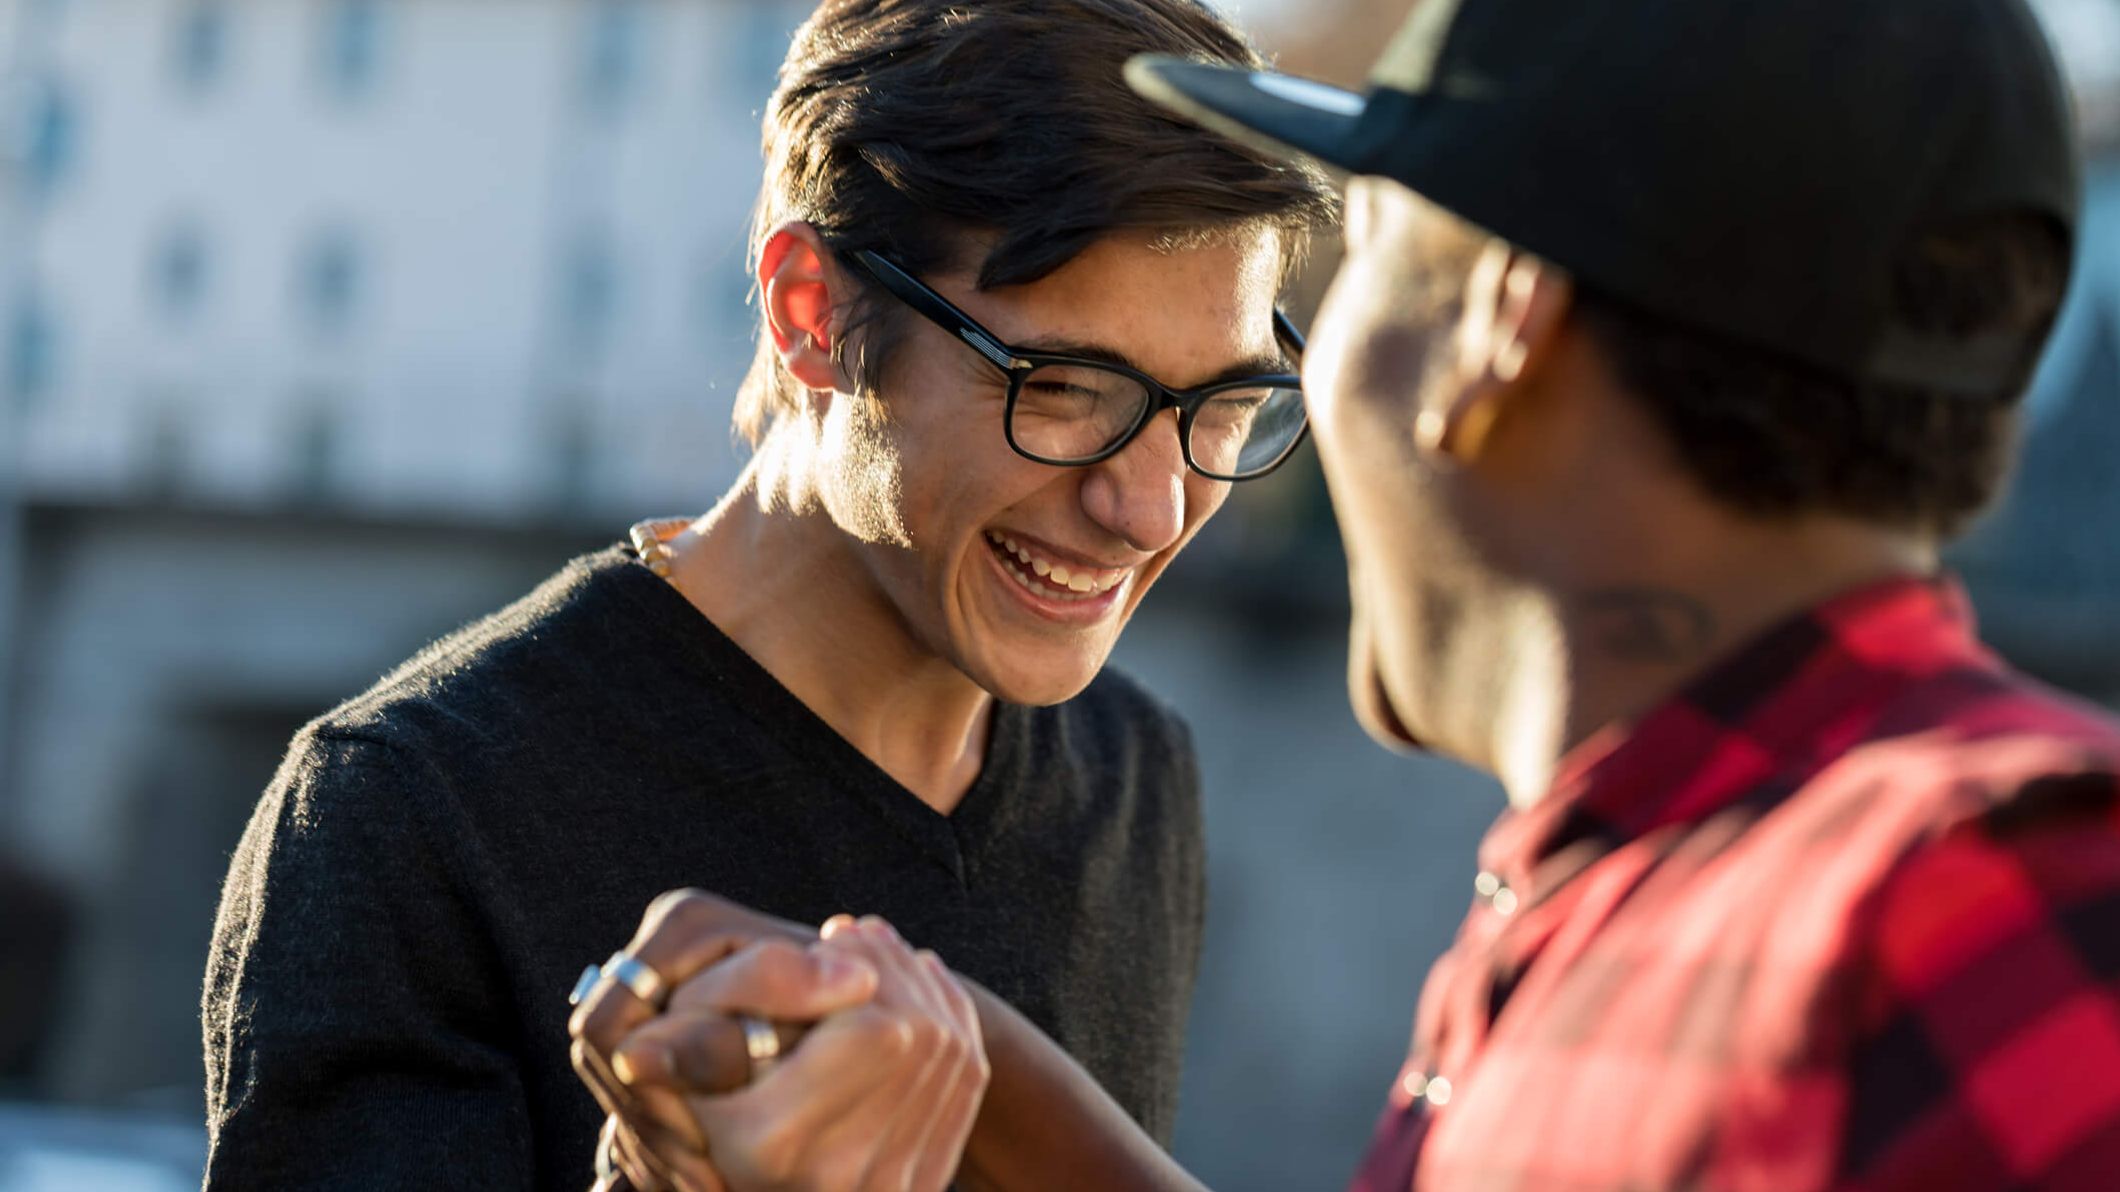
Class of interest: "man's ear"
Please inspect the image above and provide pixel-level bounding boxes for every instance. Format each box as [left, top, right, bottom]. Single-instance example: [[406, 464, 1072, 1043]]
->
[[1419, 241, 1573, 460], [759, 221, 847, 394]]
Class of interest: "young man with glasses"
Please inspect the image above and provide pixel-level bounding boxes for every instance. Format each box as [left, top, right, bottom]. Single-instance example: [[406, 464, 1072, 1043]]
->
[[199, 0, 1333, 1187], [577, 0, 2120, 1187]]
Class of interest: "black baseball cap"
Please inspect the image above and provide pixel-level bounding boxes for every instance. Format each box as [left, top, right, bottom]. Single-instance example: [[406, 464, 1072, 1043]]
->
[[1128, 0, 2081, 395]]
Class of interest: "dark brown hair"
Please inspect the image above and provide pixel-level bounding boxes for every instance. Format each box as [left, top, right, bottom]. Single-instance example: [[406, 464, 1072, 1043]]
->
[[733, 0, 1338, 443], [1575, 212, 2070, 537]]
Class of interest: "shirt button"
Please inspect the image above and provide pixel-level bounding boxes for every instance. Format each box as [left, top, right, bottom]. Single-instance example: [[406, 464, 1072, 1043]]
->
[[1475, 871, 1519, 917], [1399, 1070, 1454, 1107]]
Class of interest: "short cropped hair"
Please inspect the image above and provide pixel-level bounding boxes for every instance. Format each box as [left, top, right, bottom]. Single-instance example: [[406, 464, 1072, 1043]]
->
[[1576, 212, 2070, 537], [732, 0, 1339, 443]]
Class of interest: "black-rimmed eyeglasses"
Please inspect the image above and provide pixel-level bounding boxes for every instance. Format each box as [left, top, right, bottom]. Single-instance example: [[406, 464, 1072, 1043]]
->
[[844, 249, 1309, 482]]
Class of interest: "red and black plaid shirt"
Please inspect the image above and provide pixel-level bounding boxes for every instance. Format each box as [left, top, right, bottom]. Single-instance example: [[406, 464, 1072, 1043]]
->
[[1352, 576, 2120, 1191]]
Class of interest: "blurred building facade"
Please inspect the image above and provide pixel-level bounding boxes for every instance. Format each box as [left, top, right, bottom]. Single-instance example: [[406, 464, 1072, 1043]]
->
[[0, 1, 2115, 1190], [0, 0, 808, 1114], [6, 0, 807, 517]]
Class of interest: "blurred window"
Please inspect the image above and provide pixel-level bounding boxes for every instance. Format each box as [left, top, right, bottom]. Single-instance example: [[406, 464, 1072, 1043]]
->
[[16, 78, 76, 200], [141, 387, 190, 493], [544, 398, 594, 504], [290, 395, 340, 501], [172, 3, 229, 94], [297, 228, 363, 337], [151, 222, 210, 322], [584, 0, 645, 114], [7, 292, 56, 409], [320, 0, 383, 100], [563, 231, 617, 352]]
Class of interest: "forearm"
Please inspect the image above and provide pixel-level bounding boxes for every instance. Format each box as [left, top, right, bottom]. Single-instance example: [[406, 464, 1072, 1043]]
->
[[957, 983, 1208, 1192]]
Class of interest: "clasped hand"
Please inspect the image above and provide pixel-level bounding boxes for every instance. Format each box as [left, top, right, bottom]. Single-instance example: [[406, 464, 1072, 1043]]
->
[[570, 891, 989, 1192]]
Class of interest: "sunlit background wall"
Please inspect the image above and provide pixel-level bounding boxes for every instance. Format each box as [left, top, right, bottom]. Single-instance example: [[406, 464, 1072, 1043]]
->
[[1, 1, 2116, 1188]]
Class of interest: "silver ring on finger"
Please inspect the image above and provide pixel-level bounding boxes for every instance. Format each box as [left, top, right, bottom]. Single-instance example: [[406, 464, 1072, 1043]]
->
[[603, 950, 672, 1012], [739, 1014, 781, 1084]]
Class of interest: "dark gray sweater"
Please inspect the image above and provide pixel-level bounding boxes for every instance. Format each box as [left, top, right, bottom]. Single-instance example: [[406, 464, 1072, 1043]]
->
[[202, 548, 1205, 1190]]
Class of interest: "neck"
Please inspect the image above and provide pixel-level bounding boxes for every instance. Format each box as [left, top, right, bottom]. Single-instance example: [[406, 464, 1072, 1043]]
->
[[660, 445, 994, 815], [1481, 515, 1936, 809]]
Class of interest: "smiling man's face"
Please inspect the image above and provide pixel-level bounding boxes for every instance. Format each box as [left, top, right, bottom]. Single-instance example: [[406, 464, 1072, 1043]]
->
[[817, 229, 1288, 706]]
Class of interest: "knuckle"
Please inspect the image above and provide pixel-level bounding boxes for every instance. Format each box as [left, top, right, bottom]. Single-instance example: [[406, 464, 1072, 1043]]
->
[[574, 1000, 621, 1051], [648, 887, 721, 931], [568, 1037, 597, 1079]]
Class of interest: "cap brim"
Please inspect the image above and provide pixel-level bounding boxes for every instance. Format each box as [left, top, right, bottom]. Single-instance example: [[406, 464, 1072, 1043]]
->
[[1125, 55, 1366, 173]]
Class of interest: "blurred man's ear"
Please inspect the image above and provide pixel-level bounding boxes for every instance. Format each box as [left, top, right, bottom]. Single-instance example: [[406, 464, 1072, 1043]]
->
[[1417, 241, 1572, 460], [759, 222, 848, 396]]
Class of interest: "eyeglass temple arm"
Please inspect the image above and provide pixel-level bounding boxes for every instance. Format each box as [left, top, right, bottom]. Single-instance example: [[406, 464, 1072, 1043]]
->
[[855, 246, 1304, 371], [845, 249, 1019, 371], [1273, 308, 1306, 357]]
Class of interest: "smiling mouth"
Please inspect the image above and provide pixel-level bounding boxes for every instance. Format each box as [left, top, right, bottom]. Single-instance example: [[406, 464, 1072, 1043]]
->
[[984, 532, 1129, 603]]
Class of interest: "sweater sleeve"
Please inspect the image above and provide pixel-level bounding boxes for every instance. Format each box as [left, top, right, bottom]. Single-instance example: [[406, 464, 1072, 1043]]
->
[[202, 729, 537, 1190]]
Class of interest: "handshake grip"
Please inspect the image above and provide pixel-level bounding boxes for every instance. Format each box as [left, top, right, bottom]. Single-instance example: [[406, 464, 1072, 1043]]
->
[[621, 1013, 813, 1094]]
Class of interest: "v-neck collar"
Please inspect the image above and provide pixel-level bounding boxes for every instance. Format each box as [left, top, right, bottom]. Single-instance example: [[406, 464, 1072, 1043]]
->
[[596, 547, 1029, 881]]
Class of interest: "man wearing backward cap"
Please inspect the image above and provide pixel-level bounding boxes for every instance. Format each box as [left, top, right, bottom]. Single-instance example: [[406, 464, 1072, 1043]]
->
[[574, 0, 2120, 1187]]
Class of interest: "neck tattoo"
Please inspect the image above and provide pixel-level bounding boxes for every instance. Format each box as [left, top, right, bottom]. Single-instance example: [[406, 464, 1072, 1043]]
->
[[1578, 588, 1717, 664]]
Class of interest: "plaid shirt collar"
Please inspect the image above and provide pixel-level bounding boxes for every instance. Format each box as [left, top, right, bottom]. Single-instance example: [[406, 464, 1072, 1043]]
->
[[1476, 574, 1992, 904]]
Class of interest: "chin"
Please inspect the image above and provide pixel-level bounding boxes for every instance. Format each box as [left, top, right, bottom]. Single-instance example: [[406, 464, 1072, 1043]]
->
[[981, 665, 1100, 708], [963, 640, 1107, 707]]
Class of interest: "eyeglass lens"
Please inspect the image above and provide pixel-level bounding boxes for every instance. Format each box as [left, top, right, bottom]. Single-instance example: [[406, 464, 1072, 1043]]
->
[[1011, 362, 1304, 480]]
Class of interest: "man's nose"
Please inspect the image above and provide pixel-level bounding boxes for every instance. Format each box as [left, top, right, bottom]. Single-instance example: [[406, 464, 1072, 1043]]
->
[[1079, 408, 1191, 554]]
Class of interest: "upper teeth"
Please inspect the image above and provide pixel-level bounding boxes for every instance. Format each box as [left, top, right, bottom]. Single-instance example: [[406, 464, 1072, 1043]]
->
[[987, 532, 1126, 596]]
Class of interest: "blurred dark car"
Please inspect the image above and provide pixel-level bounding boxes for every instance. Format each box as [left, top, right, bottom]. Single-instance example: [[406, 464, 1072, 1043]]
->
[[0, 1103, 201, 1192]]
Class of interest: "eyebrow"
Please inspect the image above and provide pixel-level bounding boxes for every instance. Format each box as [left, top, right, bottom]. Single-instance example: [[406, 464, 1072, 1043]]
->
[[1010, 336, 1294, 390]]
